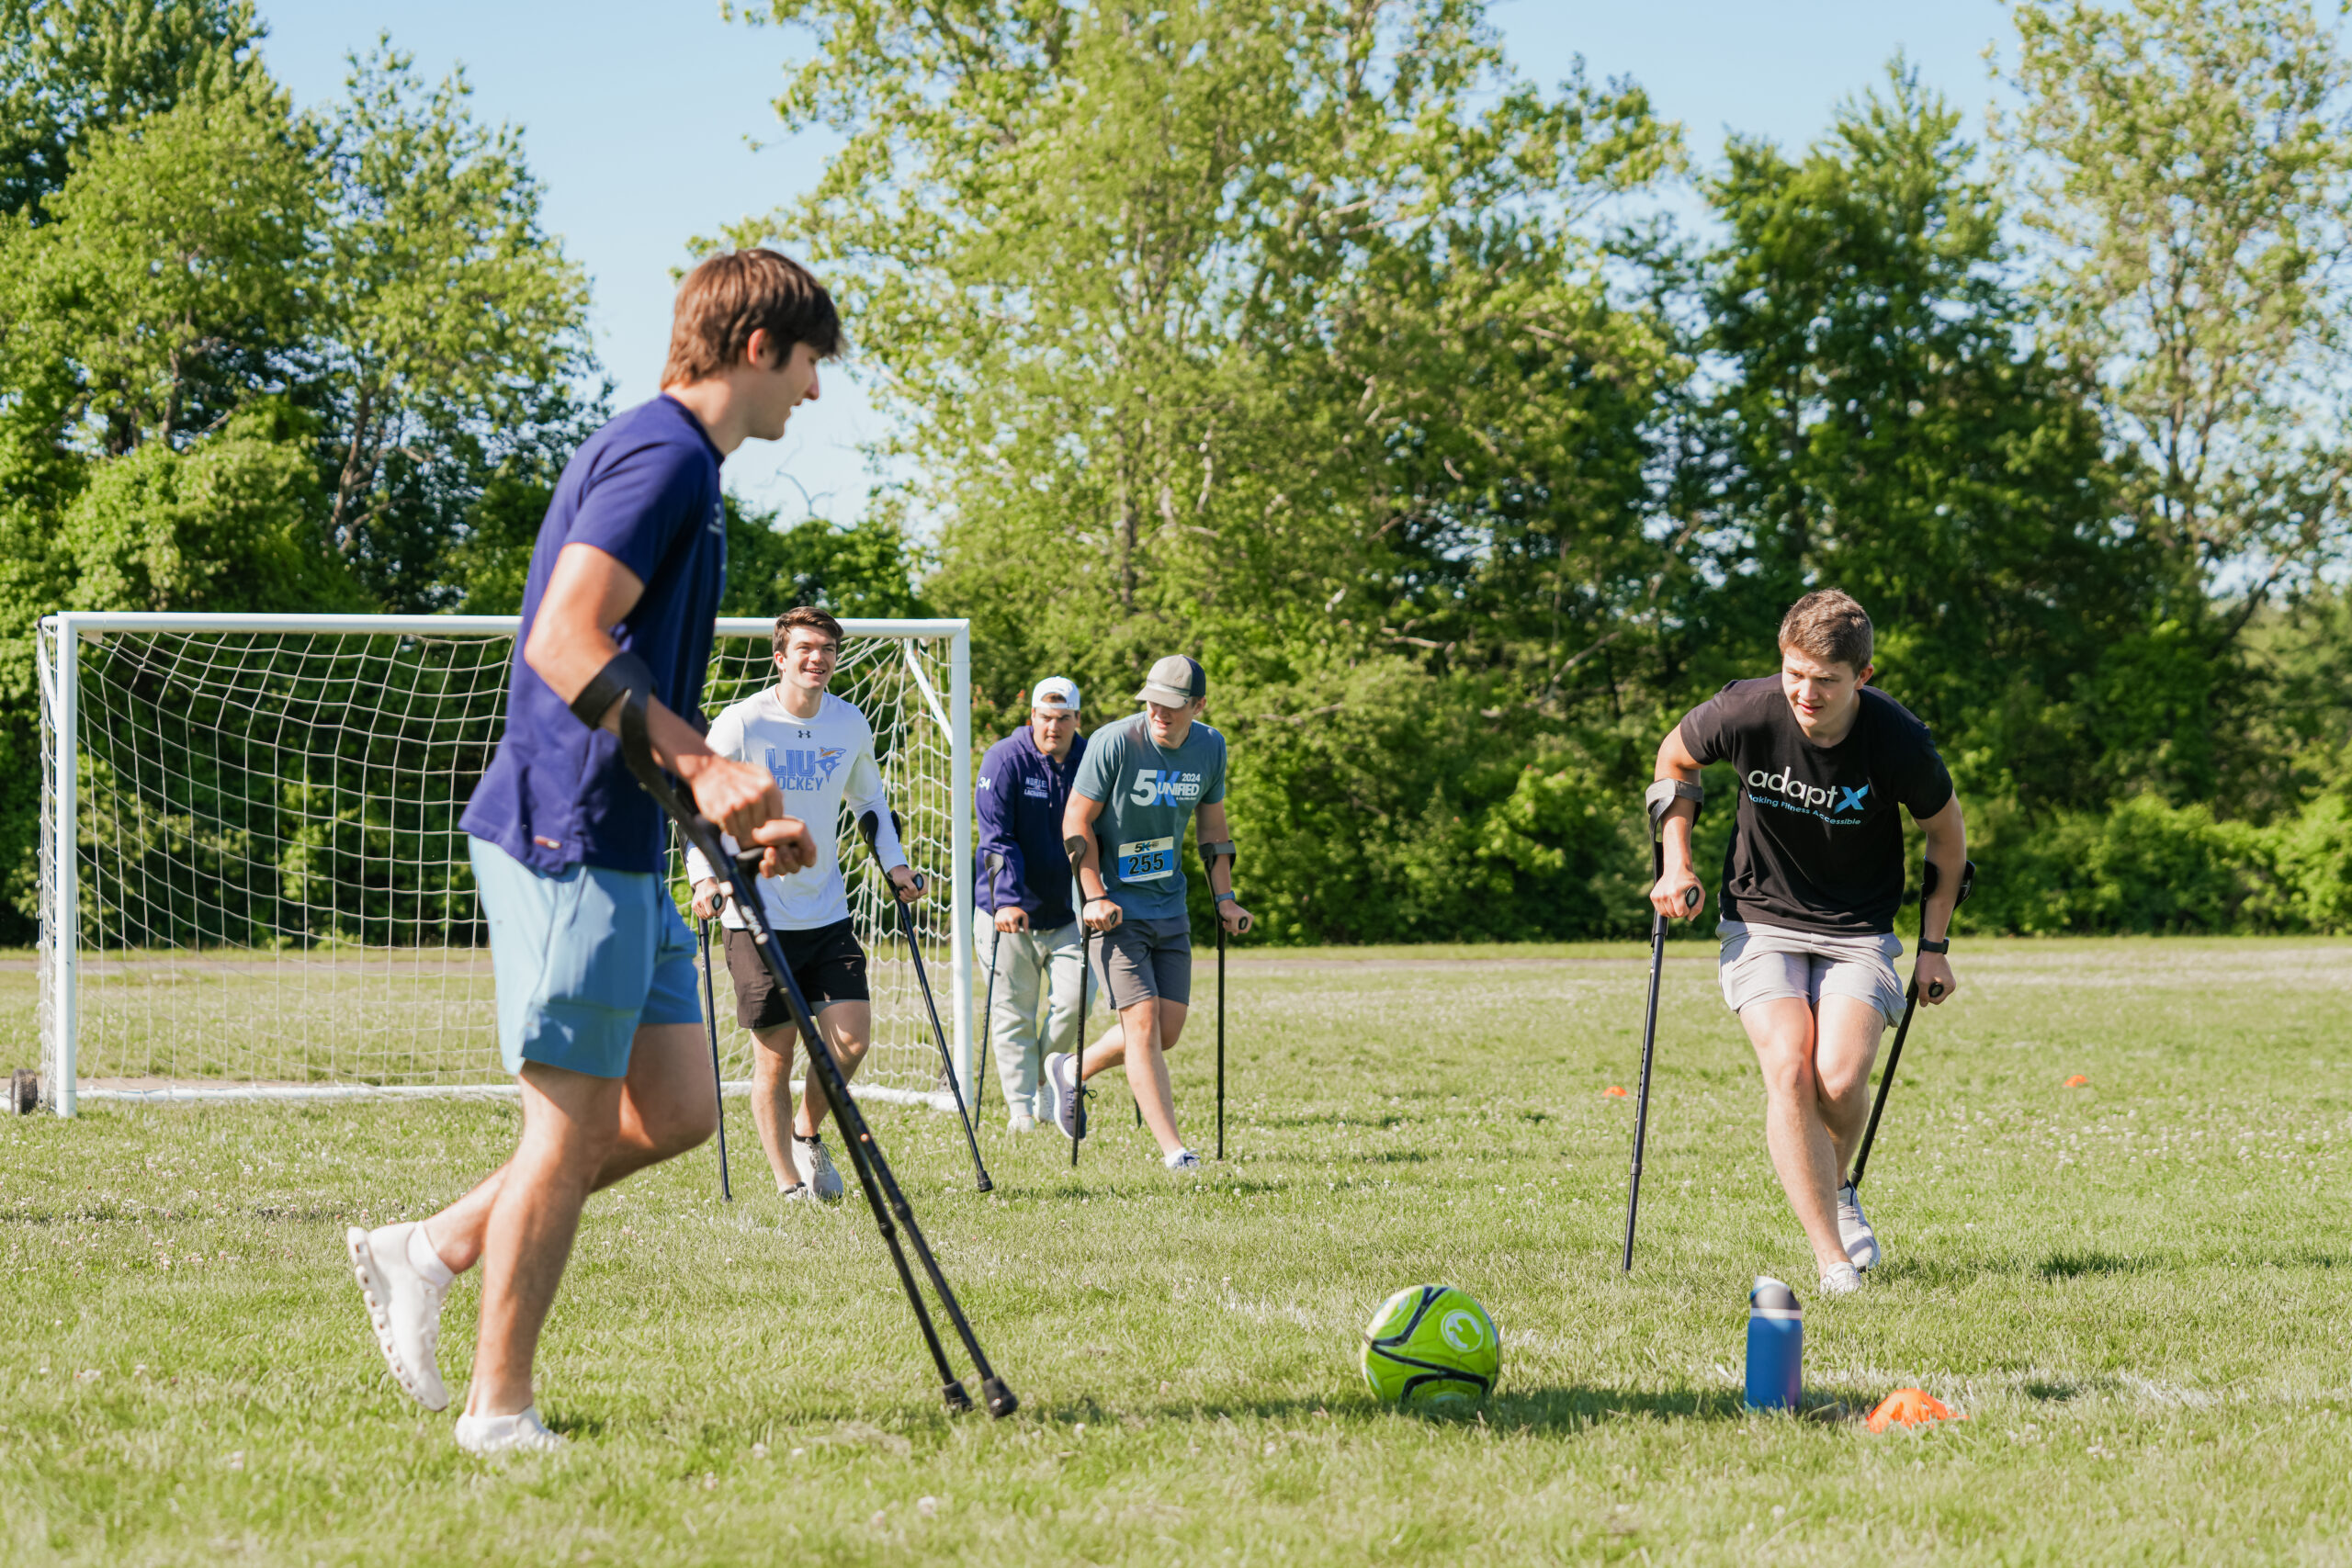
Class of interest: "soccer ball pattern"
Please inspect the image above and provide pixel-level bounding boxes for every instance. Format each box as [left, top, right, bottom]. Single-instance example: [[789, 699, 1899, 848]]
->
[[1360, 1284, 1501, 1408]]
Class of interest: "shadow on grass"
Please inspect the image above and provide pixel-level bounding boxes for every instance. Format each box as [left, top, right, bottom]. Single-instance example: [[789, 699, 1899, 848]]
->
[[1010, 1386, 1770, 1434], [2037, 1250, 2146, 1280]]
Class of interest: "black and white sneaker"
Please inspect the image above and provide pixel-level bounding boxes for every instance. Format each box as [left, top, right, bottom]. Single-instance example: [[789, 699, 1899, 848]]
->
[[1044, 1052, 1083, 1141], [1837, 1182, 1880, 1271]]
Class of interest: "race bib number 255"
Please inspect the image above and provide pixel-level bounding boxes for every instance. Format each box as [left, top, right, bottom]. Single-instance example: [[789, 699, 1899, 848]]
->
[[1116, 836, 1175, 883]]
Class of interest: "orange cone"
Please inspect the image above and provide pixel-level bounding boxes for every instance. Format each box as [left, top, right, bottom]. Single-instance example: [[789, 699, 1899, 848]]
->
[[1867, 1389, 1960, 1433], [1603, 1085, 1628, 1098], [2064, 1074, 2089, 1089]]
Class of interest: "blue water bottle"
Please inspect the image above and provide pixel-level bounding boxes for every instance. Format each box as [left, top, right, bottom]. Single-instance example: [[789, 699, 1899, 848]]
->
[[1745, 1276, 1803, 1411]]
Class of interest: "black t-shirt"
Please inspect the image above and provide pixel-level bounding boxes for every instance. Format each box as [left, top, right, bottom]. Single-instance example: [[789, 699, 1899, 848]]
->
[[1678, 678, 1954, 936]]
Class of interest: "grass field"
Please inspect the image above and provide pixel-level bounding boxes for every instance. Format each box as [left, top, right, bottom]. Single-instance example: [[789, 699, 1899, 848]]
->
[[6, 937, 2352, 1565]]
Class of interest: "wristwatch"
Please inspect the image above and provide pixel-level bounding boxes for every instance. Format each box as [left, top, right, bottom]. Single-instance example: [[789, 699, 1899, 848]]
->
[[1215, 891, 1237, 906], [1918, 937, 1951, 954]]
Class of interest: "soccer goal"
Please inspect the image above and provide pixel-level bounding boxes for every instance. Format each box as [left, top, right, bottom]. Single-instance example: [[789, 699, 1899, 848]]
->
[[33, 613, 973, 1116]]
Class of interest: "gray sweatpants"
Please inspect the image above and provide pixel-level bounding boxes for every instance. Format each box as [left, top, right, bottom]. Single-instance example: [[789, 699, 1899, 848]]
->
[[974, 908, 1091, 1116]]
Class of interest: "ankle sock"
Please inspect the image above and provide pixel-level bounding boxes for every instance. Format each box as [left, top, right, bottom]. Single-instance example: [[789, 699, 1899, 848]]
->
[[405, 1222, 454, 1288]]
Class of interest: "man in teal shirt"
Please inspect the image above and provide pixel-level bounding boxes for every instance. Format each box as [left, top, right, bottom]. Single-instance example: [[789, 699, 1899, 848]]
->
[[1051, 655, 1252, 1171]]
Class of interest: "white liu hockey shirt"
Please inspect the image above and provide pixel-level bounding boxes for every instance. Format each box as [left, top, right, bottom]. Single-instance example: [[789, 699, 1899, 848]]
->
[[681, 688, 908, 932]]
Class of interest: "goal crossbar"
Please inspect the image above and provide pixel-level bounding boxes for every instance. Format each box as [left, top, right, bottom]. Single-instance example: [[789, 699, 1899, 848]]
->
[[36, 612, 975, 1116]]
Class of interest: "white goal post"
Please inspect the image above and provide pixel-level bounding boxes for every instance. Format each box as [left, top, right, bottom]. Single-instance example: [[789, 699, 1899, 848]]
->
[[34, 612, 975, 1117]]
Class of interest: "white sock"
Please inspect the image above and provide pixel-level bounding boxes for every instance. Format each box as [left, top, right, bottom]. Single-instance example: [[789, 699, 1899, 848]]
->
[[405, 1222, 454, 1288]]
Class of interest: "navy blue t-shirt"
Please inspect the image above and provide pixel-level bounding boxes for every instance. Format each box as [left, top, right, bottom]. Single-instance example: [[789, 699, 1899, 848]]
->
[[461, 396, 728, 874]]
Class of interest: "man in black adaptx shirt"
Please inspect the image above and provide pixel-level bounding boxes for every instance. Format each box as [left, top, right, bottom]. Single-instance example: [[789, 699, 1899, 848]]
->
[[1649, 590, 1969, 1297]]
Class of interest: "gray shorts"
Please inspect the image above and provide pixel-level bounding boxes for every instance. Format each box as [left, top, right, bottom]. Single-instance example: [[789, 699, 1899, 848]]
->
[[1718, 919, 1905, 1026], [1089, 916, 1192, 1010]]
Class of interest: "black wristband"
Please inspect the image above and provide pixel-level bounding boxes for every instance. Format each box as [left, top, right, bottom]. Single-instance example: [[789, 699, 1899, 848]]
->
[[1917, 937, 1950, 954], [569, 651, 654, 731]]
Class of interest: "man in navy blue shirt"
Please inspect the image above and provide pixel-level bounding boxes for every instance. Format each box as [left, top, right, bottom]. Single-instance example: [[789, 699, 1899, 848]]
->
[[973, 676, 1089, 1130], [344, 251, 837, 1456]]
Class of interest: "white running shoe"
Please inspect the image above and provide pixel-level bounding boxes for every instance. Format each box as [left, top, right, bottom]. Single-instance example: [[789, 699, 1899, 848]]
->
[[1044, 1052, 1082, 1141], [345, 1221, 451, 1411], [779, 1182, 814, 1203], [1162, 1148, 1201, 1173], [792, 1134, 844, 1201], [1818, 1261, 1862, 1297], [1007, 1108, 1037, 1134], [454, 1404, 567, 1457], [1837, 1182, 1880, 1270]]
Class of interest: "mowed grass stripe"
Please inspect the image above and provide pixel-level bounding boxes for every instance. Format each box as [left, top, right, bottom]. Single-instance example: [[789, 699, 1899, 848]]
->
[[4, 937, 2349, 1564]]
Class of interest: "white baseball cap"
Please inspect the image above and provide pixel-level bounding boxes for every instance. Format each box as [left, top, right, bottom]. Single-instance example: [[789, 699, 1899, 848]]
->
[[1029, 676, 1081, 713]]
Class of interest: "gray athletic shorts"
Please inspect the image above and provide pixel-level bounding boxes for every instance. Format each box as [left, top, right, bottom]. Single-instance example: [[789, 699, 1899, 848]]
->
[[1717, 919, 1905, 1026], [1090, 916, 1192, 1010]]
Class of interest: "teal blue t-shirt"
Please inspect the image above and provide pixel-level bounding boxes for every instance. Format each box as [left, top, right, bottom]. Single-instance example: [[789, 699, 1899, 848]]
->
[[1071, 713, 1228, 919]]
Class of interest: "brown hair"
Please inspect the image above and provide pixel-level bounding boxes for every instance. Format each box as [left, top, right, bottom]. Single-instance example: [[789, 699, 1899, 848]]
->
[[662, 249, 843, 387], [1778, 589, 1873, 671], [774, 604, 844, 656]]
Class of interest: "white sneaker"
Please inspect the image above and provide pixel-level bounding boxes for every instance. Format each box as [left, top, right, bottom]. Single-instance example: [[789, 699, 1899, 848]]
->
[[1007, 1108, 1037, 1134], [1162, 1148, 1201, 1173], [1044, 1052, 1083, 1141], [792, 1134, 844, 1201], [779, 1182, 814, 1203], [345, 1222, 451, 1411], [1837, 1182, 1880, 1270], [454, 1404, 567, 1457], [1818, 1261, 1862, 1297]]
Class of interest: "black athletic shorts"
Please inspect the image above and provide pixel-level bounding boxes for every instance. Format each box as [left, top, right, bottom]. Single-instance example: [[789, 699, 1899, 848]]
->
[[723, 919, 868, 1031]]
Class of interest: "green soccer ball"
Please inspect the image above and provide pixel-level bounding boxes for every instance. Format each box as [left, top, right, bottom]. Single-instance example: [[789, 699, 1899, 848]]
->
[[1360, 1284, 1500, 1408]]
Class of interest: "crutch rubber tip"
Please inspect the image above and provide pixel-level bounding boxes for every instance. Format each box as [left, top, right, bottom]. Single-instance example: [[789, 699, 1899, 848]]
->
[[942, 1380, 974, 1413], [981, 1378, 1018, 1418], [977, 1177, 994, 1194]]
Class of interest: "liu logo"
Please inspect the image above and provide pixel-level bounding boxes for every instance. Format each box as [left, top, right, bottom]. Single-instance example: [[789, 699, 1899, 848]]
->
[[765, 745, 845, 793]]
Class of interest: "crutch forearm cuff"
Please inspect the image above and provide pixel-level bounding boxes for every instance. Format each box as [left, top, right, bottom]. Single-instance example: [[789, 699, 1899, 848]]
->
[[1200, 839, 1237, 863], [1644, 778, 1702, 827], [569, 650, 655, 731]]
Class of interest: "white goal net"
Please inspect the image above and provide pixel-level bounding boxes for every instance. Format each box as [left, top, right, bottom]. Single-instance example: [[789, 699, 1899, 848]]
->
[[34, 614, 972, 1115]]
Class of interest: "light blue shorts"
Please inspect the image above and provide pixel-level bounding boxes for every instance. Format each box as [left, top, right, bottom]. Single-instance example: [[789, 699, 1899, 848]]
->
[[469, 837, 701, 1079]]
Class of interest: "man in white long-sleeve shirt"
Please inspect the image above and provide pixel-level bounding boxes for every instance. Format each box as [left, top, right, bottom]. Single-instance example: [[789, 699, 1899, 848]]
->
[[686, 604, 920, 1201]]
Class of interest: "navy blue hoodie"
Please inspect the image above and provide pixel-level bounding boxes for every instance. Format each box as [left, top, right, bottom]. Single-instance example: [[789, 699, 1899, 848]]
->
[[973, 725, 1088, 927]]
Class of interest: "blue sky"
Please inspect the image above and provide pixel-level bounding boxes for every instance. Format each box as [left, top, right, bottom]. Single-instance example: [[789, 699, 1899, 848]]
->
[[253, 1, 2017, 523]]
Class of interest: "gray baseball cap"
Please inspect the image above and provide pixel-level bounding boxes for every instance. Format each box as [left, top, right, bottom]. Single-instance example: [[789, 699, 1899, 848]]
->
[[1136, 654, 1207, 708]]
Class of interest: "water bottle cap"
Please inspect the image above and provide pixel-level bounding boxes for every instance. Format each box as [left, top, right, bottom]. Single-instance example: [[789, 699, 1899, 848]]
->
[[1749, 1275, 1802, 1315]]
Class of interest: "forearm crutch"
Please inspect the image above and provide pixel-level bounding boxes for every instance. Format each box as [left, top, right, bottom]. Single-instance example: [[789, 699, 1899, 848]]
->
[[696, 914, 732, 1201], [858, 810, 991, 1194], [1623, 782, 1702, 1273], [1199, 839, 1244, 1161], [1849, 857, 1977, 1190], [622, 701, 1014, 1417], [978, 850, 1004, 1117], [1063, 834, 1091, 1168]]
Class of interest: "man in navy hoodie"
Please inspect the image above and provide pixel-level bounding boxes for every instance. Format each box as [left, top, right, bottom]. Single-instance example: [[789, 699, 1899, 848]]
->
[[973, 676, 1089, 1130]]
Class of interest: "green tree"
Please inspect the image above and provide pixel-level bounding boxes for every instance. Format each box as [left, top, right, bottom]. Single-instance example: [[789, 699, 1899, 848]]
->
[[2007, 0, 2352, 652], [312, 44, 598, 610], [17, 78, 321, 456], [1697, 65, 2156, 811], [0, 0, 263, 218], [730, 0, 1680, 939]]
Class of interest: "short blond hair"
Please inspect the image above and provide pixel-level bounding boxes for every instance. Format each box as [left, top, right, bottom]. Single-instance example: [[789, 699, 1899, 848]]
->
[[1778, 589, 1873, 671]]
